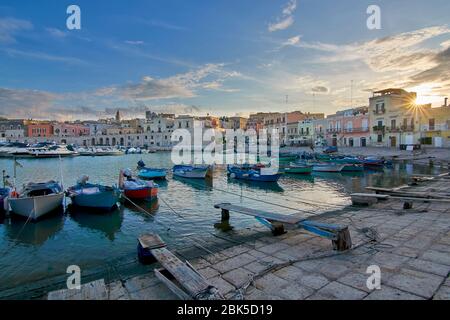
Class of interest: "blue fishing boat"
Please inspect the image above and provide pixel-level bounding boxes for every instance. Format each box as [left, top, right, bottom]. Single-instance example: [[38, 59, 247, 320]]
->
[[227, 165, 281, 182], [363, 157, 385, 168], [137, 160, 167, 180], [173, 165, 212, 179], [68, 176, 121, 211]]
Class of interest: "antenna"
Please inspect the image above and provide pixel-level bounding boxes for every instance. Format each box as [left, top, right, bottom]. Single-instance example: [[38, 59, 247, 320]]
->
[[350, 80, 354, 107], [285, 95, 288, 104]]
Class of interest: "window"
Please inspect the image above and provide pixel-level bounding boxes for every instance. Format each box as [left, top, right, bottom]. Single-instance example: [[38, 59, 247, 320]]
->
[[429, 119, 435, 131], [391, 119, 396, 129]]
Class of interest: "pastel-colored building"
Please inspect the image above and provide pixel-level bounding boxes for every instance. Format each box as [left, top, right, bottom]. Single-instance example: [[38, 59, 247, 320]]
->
[[53, 123, 90, 137], [326, 107, 370, 147], [369, 88, 420, 148], [26, 122, 53, 138], [419, 99, 450, 148]]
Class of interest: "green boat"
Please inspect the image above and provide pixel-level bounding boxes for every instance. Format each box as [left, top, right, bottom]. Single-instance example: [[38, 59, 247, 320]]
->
[[284, 162, 313, 174]]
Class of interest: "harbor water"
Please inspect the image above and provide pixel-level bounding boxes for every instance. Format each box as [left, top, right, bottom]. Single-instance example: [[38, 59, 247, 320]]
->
[[0, 152, 442, 295]]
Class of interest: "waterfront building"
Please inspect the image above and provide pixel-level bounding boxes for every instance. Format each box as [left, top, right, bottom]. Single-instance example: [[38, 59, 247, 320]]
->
[[369, 88, 420, 148], [286, 122, 299, 145], [4, 129, 26, 141], [246, 113, 266, 132], [0, 119, 26, 138], [26, 121, 53, 138], [326, 107, 370, 147], [419, 98, 450, 148], [312, 118, 328, 146], [53, 123, 90, 138], [298, 119, 315, 146]]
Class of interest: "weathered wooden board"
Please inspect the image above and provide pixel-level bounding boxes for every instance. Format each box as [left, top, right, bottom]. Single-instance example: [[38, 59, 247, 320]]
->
[[151, 247, 221, 299], [351, 193, 390, 199], [214, 203, 303, 224], [139, 233, 166, 249]]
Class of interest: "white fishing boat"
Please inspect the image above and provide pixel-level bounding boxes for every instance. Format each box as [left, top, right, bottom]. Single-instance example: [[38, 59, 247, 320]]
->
[[312, 163, 345, 173], [0, 142, 30, 157], [8, 181, 64, 220], [77, 147, 124, 156]]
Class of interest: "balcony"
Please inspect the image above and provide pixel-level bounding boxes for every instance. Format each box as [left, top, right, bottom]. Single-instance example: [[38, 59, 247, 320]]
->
[[373, 108, 386, 115], [386, 126, 401, 133], [400, 125, 415, 132], [372, 125, 385, 133], [343, 127, 370, 133]]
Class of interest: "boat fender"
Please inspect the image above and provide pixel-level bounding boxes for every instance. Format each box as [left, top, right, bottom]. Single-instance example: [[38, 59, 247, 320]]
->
[[230, 173, 236, 179]]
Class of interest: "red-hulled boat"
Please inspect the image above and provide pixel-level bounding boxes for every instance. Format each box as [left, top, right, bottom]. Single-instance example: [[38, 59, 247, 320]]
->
[[119, 169, 158, 201]]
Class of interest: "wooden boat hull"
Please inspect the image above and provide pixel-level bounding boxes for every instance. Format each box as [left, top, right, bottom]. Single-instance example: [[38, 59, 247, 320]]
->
[[138, 169, 167, 180], [70, 190, 120, 210], [124, 187, 158, 201], [284, 166, 312, 174], [312, 163, 345, 172], [228, 168, 281, 182], [9, 193, 64, 220], [173, 166, 210, 179]]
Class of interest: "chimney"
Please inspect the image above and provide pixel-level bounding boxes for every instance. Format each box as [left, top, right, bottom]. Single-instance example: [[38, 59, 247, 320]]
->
[[445, 97, 448, 107]]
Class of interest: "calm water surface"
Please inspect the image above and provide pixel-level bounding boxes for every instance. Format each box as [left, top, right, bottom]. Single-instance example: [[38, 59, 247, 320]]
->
[[0, 152, 441, 292]]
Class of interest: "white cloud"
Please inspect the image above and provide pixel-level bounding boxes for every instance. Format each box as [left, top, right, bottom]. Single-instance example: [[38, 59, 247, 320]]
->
[[2, 48, 87, 65], [0, 17, 32, 43], [125, 40, 144, 45], [268, 0, 297, 32], [46, 27, 67, 38]]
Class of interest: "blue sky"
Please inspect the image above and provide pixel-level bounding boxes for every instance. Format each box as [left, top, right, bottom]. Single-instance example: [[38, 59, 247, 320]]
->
[[0, 0, 449, 120]]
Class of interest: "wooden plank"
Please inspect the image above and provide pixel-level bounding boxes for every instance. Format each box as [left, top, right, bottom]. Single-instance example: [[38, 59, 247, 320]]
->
[[351, 193, 390, 199], [214, 202, 303, 224], [154, 268, 192, 300], [389, 196, 450, 203], [366, 186, 409, 193], [151, 247, 221, 299], [138, 233, 166, 249]]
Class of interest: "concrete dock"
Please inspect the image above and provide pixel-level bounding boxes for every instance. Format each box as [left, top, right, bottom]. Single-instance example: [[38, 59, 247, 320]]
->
[[46, 173, 450, 300]]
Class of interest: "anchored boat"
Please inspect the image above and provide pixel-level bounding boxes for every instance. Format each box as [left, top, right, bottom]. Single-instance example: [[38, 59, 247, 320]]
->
[[284, 162, 313, 174], [312, 163, 345, 173], [172, 165, 212, 179], [67, 176, 120, 211], [119, 169, 158, 201], [8, 181, 64, 220], [137, 161, 167, 180], [227, 165, 281, 182]]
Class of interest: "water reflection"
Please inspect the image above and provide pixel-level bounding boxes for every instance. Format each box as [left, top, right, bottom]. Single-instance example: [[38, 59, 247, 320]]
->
[[227, 178, 284, 192], [123, 198, 160, 219], [69, 206, 124, 241], [283, 173, 315, 183], [5, 214, 64, 246], [172, 175, 214, 191]]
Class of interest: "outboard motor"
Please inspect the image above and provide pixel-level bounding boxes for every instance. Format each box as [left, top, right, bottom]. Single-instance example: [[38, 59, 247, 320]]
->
[[137, 160, 146, 169], [77, 175, 89, 185]]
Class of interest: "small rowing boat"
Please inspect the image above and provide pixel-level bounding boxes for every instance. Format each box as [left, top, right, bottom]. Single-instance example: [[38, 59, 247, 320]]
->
[[173, 165, 212, 179], [67, 176, 120, 211], [8, 181, 64, 221], [119, 169, 158, 201], [137, 160, 167, 180], [312, 163, 345, 173], [227, 165, 281, 182], [284, 162, 313, 174]]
